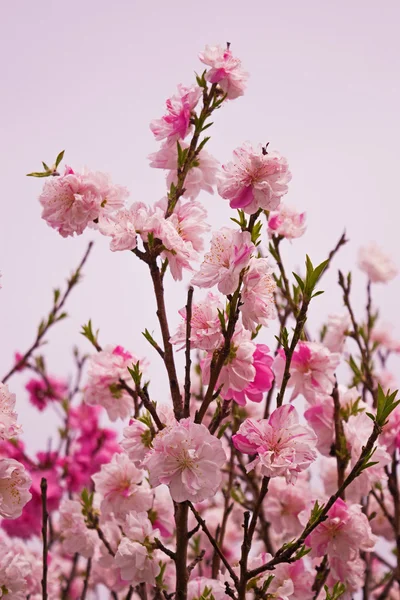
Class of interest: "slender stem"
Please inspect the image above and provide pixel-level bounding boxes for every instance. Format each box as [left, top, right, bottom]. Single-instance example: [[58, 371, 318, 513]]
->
[[188, 502, 239, 587], [62, 553, 79, 599], [312, 556, 329, 599], [332, 380, 349, 496], [184, 287, 194, 418], [149, 259, 182, 418], [80, 558, 92, 600], [41, 478, 49, 600], [276, 295, 310, 407], [2, 242, 93, 384]]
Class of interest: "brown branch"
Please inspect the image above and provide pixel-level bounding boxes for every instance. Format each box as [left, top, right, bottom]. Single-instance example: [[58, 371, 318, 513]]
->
[[184, 286, 194, 418], [2, 242, 93, 384], [40, 478, 49, 600], [188, 502, 239, 587], [174, 502, 189, 600], [61, 553, 79, 599], [80, 557, 92, 600]]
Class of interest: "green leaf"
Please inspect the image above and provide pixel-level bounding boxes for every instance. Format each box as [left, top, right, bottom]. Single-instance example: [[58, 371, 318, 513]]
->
[[26, 171, 53, 178], [55, 149, 65, 168], [292, 272, 305, 292]]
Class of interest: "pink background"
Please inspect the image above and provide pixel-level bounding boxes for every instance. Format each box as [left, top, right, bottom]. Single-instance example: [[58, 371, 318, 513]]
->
[[1, 0, 400, 449]]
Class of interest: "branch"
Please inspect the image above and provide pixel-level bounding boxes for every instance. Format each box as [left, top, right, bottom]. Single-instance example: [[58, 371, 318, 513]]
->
[[184, 286, 194, 418], [188, 502, 239, 587], [80, 557, 92, 600], [2, 242, 93, 384], [332, 380, 349, 496], [41, 478, 49, 600]]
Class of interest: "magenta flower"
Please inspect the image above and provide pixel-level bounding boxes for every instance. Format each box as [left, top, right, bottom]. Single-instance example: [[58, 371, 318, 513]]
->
[[25, 376, 67, 411], [143, 418, 226, 503], [199, 44, 248, 100], [233, 405, 317, 483], [220, 344, 274, 406], [273, 341, 341, 404], [217, 143, 291, 214], [192, 227, 254, 295], [150, 84, 202, 142]]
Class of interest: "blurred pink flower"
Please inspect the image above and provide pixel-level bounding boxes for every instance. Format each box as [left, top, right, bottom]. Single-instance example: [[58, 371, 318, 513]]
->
[[358, 242, 398, 283], [25, 376, 67, 411], [0, 383, 21, 440], [268, 204, 306, 239]]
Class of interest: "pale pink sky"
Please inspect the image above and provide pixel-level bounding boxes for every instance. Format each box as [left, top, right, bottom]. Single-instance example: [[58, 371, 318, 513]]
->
[[1, 0, 400, 448]]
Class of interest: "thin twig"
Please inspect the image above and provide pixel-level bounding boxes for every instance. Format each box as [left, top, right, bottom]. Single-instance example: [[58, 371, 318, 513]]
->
[[80, 557, 92, 600], [40, 478, 49, 600], [2, 242, 93, 383]]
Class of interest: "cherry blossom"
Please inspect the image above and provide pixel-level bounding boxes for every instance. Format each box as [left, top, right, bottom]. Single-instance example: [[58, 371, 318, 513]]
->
[[233, 405, 317, 483], [323, 313, 351, 353], [199, 44, 248, 99], [115, 538, 160, 586], [84, 345, 144, 421], [0, 383, 21, 440], [144, 418, 226, 503], [264, 476, 311, 538], [220, 343, 274, 405], [0, 458, 32, 519], [358, 242, 398, 283], [268, 204, 306, 239], [201, 328, 257, 396], [171, 292, 224, 351], [150, 84, 202, 142], [192, 227, 254, 294], [273, 341, 341, 404], [39, 166, 128, 237], [149, 142, 219, 200], [240, 257, 277, 331], [59, 498, 98, 558], [92, 453, 153, 521], [121, 418, 152, 467], [25, 375, 67, 411], [217, 143, 291, 214]]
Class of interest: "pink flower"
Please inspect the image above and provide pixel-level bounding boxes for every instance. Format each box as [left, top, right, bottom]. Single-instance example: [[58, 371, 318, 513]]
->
[[273, 341, 341, 404], [221, 344, 274, 406], [343, 412, 391, 495], [381, 404, 400, 454], [199, 44, 248, 100], [143, 418, 226, 503], [39, 166, 128, 237], [150, 486, 174, 539], [240, 257, 277, 331], [58, 498, 98, 558], [121, 419, 152, 467], [371, 322, 400, 352], [201, 328, 256, 396], [0, 383, 21, 440], [171, 292, 224, 351], [92, 453, 153, 521], [0, 547, 29, 599], [232, 405, 317, 483], [84, 345, 144, 421], [217, 143, 291, 214], [192, 228, 254, 295], [268, 204, 306, 239], [0, 458, 32, 519], [149, 142, 219, 200], [264, 476, 311, 537], [305, 498, 376, 562], [323, 313, 351, 353], [358, 242, 398, 283], [188, 577, 230, 600], [25, 376, 67, 411], [150, 84, 202, 142], [115, 538, 160, 585], [159, 198, 210, 253], [98, 202, 149, 251], [247, 553, 294, 600]]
